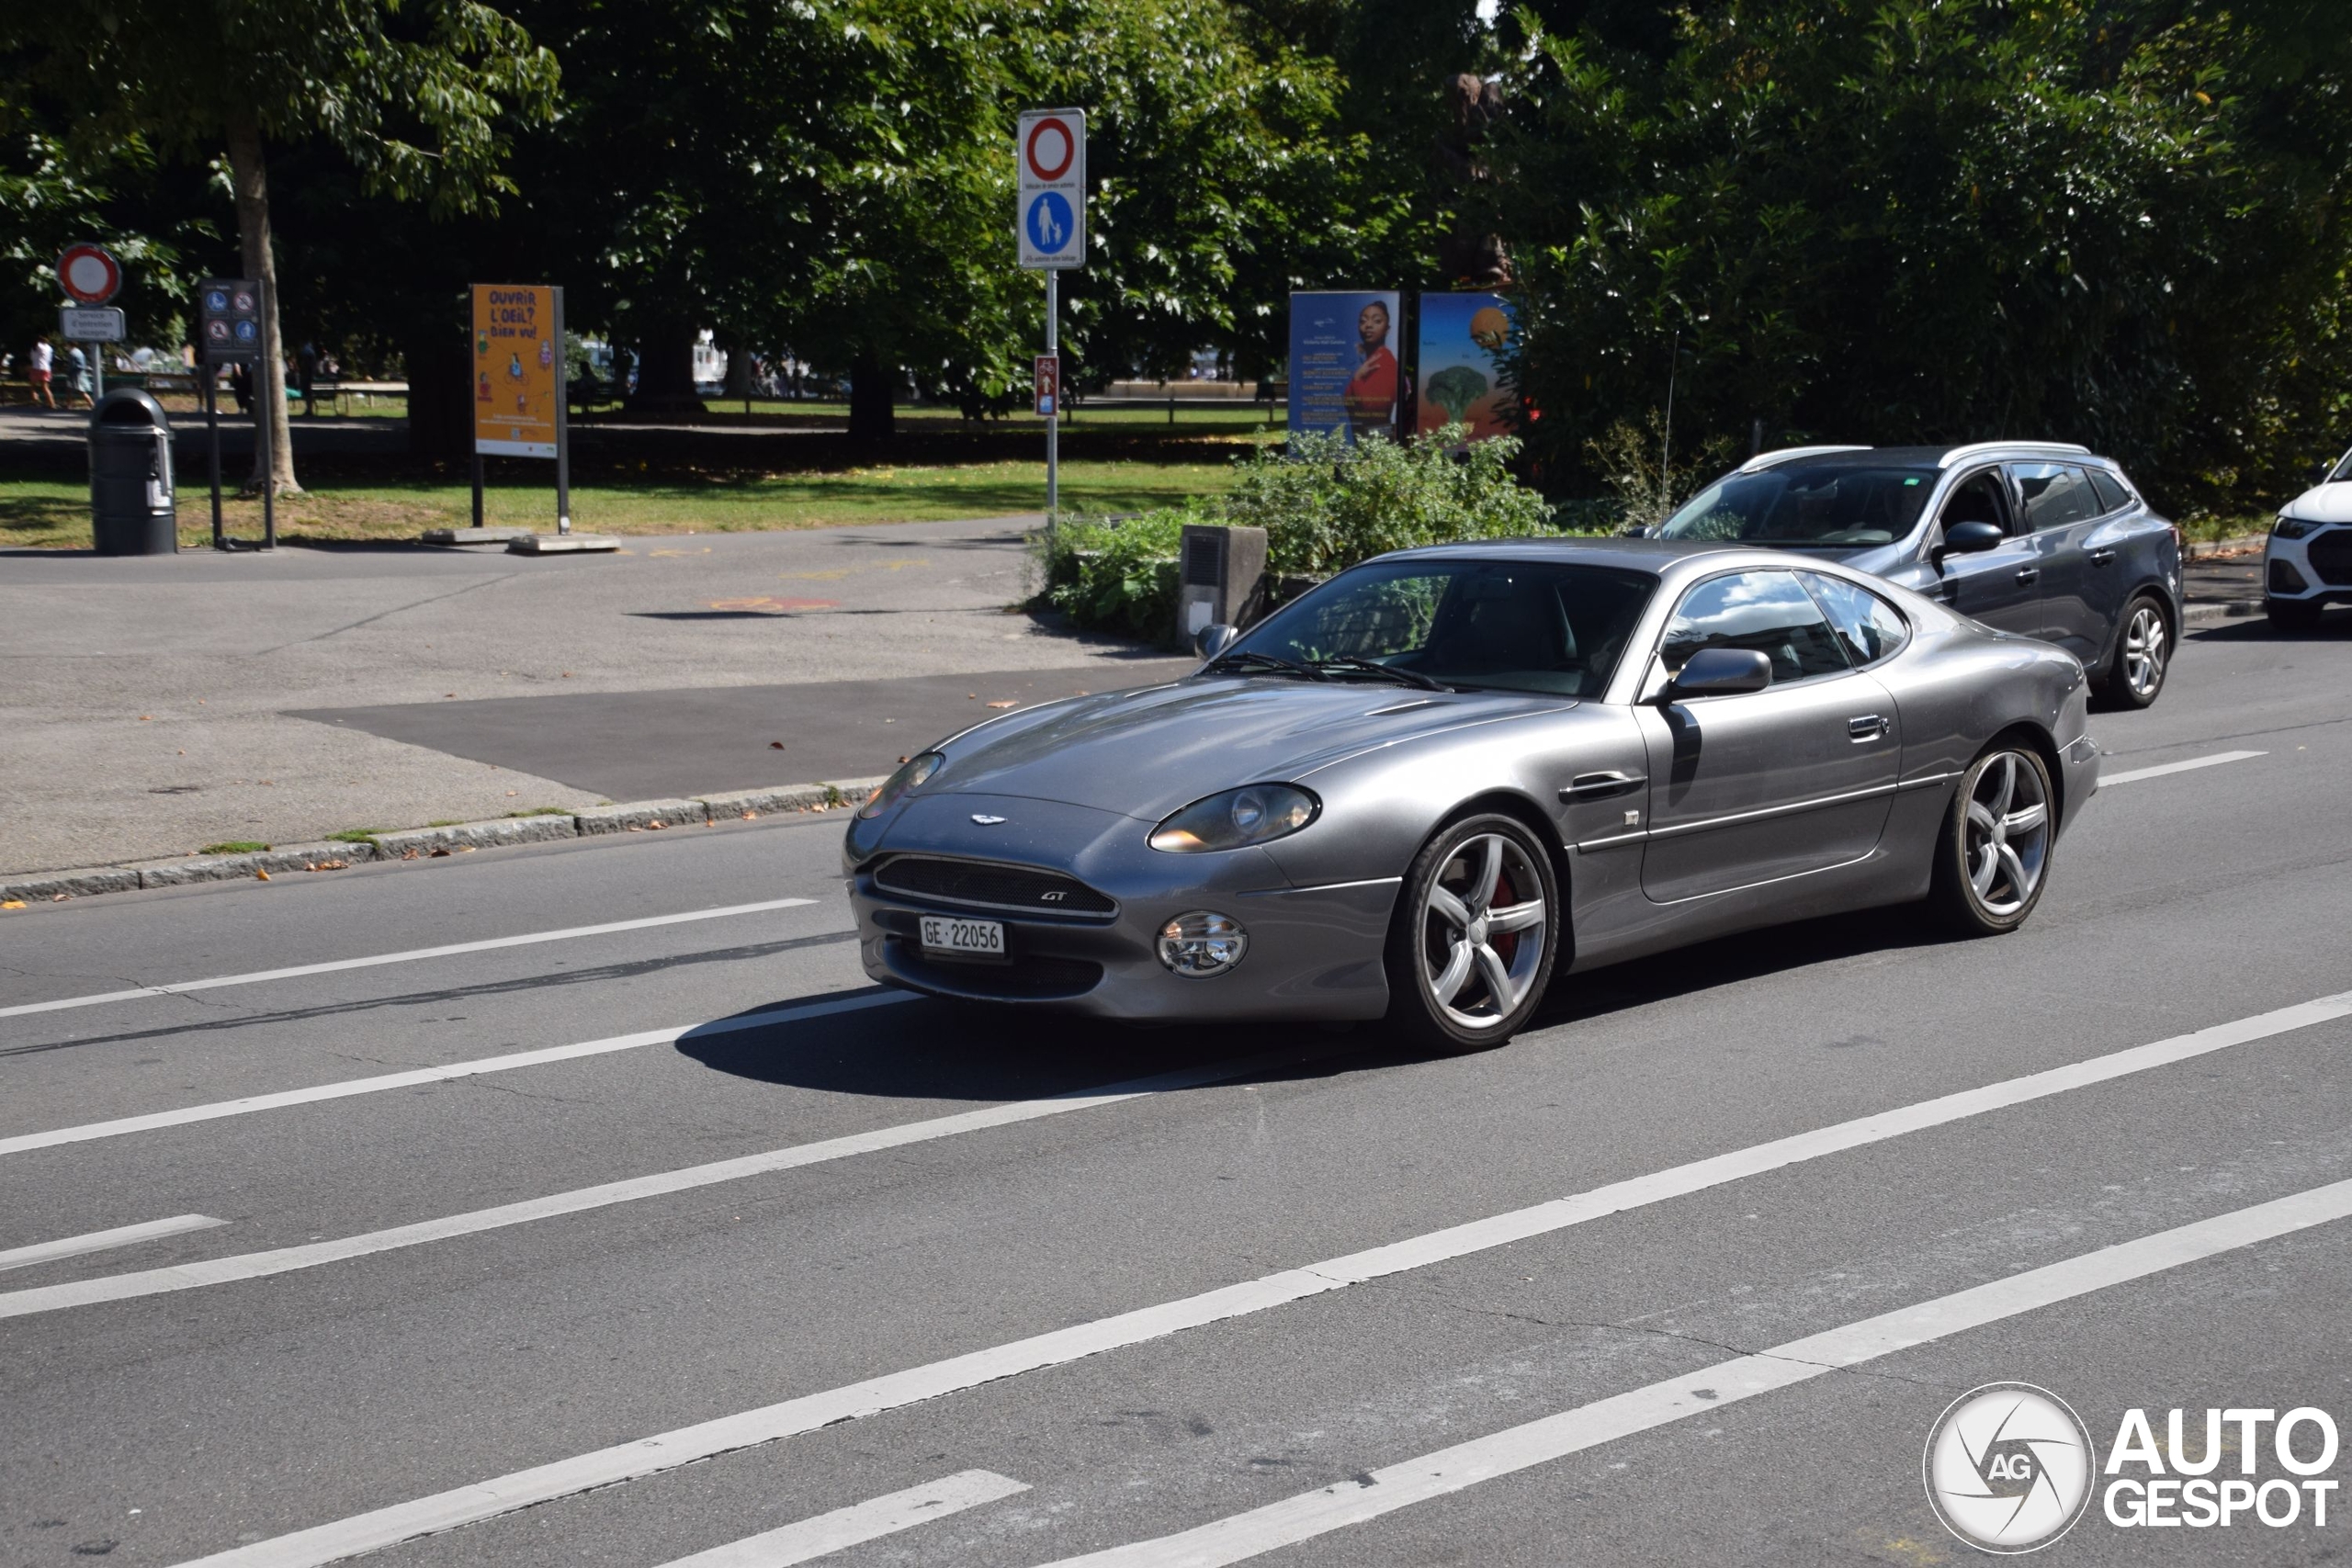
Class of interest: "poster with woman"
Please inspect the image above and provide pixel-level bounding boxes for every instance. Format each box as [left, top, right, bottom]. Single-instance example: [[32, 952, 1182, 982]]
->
[[1287, 290, 1401, 444], [1415, 292, 1516, 445]]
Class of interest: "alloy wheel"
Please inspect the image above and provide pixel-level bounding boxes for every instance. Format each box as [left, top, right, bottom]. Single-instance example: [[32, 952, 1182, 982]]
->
[[1962, 751, 2051, 917], [2121, 604, 2167, 699], [1419, 832, 1548, 1031]]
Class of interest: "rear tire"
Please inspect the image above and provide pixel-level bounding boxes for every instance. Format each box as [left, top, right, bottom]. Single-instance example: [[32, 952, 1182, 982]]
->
[[1927, 744, 2056, 937], [1383, 813, 1560, 1054], [2267, 596, 2322, 633], [2099, 594, 2171, 709]]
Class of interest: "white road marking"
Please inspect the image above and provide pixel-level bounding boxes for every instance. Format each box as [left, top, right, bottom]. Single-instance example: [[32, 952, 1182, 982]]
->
[[164, 987, 2352, 1568], [656, 1472, 1028, 1568], [0, 991, 909, 1159], [1041, 1175, 2352, 1567], [0, 897, 820, 1021], [0, 1214, 227, 1272], [2100, 749, 2265, 785], [0, 1043, 1334, 1322]]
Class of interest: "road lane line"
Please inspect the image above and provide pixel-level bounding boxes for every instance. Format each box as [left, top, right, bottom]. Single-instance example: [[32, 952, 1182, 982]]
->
[[2100, 749, 2265, 785], [657, 1471, 1028, 1568], [0, 898, 820, 1021], [1041, 1175, 2352, 1567], [0, 991, 909, 1159], [0, 1043, 1340, 1321], [164, 987, 2352, 1568], [0, 1214, 227, 1272]]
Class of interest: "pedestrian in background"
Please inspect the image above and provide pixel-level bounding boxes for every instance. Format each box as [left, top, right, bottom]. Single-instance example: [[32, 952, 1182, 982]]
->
[[28, 337, 56, 408], [65, 344, 94, 408]]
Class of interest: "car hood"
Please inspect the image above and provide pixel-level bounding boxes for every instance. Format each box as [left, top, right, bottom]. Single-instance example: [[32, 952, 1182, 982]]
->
[[2283, 481, 2352, 525], [923, 675, 1569, 819]]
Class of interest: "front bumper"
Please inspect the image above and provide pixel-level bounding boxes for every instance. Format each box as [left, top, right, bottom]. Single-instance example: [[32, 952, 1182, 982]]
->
[[844, 793, 1397, 1021], [2266, 525, 2352, 604]]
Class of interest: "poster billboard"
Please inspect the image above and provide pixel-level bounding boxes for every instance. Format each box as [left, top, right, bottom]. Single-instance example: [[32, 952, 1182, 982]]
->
[[1415, 291, 1516, 445], [1287, 290, 1401, 443], [472, 284, 560, 457]]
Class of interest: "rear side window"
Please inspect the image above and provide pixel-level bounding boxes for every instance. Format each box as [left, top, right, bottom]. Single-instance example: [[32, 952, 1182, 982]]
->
[[1802, 572, 1912, 667], [2013, 463, 2095, 531], [2088, 469, 2132, 513], [1661, 570, 1850, 683]]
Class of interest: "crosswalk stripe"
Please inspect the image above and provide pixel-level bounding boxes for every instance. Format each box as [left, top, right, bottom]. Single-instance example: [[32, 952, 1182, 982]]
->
[[163, 987, 2352, 1568], [0, 897, 820, 1021], [2099, 749, 2265, 785], [0, 1042, 1341, 1322], [656, 1471, 1027, 1568], [0, 990, 908, 1159], [0, 1214, 227, 1272], [1037, 1174, 2352, 1565]]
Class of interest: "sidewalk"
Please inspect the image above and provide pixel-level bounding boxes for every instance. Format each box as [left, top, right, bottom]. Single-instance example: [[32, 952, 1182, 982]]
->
[[0, 518, 1174, 877]]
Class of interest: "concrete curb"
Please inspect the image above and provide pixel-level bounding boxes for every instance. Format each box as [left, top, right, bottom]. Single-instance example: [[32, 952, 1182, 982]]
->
[[0, 776, 888, 907]]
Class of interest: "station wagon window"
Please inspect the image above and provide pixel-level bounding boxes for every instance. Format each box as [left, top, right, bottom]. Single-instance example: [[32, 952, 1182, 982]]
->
[[1657, 465, 1938, 546], [1232, 559, 1657, 697], [1939, 468, 2016, 536], [2087, 469, 2132, 514], [2013, 462, 2095, 531], [1801, 572, 1912, 667], [1659, 570, 1850, 682]]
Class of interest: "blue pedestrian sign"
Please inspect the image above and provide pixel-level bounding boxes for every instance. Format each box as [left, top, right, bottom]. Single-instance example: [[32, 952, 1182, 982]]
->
[[1025, 193, 1075, 257], [1016, 109, 1085, 270]]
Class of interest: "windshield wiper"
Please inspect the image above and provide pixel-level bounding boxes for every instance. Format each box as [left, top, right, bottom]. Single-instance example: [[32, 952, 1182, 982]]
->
[[1204, 649, 1329, 681], [1308, 655, 1452, 693]]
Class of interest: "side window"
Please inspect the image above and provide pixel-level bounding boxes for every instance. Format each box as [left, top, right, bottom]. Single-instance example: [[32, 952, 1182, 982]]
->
[[1802, 572, 1913, 667], [2087, 469, 2132, 514], [1938, 469, 2015, 536], [1661, 570, 1851, 683], [2013, 462, 2094, 531]]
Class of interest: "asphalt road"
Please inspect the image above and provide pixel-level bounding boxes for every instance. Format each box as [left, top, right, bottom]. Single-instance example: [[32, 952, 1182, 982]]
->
[[5, 615, 2351, 1568]]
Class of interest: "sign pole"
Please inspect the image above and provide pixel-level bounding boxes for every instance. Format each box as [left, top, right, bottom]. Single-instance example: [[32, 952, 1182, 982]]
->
[[206, 367, 224, 549], [472, 450, 485, 529], [553, 286, 572, 536], [90, 339, 102, 401], [1045, 268, 1058, 521]]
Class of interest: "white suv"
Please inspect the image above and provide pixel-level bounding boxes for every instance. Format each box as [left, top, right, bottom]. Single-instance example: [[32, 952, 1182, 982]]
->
[[2267, 445, 2352, 631]]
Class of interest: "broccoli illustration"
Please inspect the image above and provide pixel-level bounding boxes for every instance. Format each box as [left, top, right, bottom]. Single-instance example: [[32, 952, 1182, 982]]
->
[[1424, 365, 1490, 423]]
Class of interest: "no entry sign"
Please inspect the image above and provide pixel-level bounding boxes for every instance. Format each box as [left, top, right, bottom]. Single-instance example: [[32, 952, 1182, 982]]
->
[[1016, 109, 1085, 269], [58, 243, 122, 305]]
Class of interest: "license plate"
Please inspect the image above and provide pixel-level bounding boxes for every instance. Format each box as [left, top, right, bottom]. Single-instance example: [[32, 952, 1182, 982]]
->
[[920, 914, 1005, 960]]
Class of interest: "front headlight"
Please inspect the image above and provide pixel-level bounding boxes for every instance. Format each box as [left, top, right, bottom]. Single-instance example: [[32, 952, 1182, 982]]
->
[[858, 751, 943, 819], [1148, 784, 1319, 853], [2274, 515, 2317, 540]]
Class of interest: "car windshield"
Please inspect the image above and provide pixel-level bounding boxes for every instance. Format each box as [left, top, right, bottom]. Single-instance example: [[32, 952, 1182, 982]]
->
[[1657, 464, 1938, 546], [2332, 449, 2352, 483], [1220, 558, 1657, 697]]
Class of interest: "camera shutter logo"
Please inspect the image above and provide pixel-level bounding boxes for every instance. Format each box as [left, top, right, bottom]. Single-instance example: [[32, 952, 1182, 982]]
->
[[1924, 1383, 2096, 1553]]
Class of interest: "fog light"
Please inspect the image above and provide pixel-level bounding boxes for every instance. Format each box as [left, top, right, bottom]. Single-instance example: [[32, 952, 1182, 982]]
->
[[2270, 558, 2310, 594], [1157, 910, 1248, 976]]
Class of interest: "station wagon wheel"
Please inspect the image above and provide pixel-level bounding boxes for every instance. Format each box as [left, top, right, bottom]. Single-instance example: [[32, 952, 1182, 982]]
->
[[1927, 744, 2056, 936], [2102, 595, 2170, 709], [1385, 813, 1560, 1052]]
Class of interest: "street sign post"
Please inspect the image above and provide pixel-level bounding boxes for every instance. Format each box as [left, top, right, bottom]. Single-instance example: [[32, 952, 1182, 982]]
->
[[469, 284, 573, 536], [60, 307, 125, 343], [1017, 109, 1084, 520], [197, 276, 269, 549]]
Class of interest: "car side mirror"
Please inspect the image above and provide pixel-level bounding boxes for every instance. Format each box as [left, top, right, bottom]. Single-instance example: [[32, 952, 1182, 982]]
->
[[1942, 520, 2005, 556], [1662, 647, 1773, 701], [1194, 624, 1238, 660]]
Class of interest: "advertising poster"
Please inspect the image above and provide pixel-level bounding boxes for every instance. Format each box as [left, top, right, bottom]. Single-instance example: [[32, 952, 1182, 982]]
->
[[472, 284, 559, 457], [1287, 290, 1401, 443], [1415, 292, 1516, 445]]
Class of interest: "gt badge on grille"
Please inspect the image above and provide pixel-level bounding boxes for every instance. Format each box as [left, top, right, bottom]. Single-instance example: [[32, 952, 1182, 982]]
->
[[971, 814, 1007, 825]]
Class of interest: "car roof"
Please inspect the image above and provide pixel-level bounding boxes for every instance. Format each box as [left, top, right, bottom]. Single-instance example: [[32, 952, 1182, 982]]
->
[[1738, 441, 2107, 474], [1382, 535, 1837, 581]]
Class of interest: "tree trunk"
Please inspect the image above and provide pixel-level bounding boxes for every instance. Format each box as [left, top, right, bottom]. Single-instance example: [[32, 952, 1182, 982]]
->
[[225, 113, 300, 495], [720, 334, 754, 404], [626, 320, 704, 415], [849, 355, 896, 442]]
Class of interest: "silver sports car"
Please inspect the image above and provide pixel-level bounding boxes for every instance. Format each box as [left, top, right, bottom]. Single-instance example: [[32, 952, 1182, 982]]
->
[[844, 538, 2099, 1050]]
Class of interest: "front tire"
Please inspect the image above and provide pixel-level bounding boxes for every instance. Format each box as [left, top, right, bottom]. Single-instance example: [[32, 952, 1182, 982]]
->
[[1927, 745, 2056, 937], [2100, 594, 2171, 708], [2267, 596, 2322, 633], [1384, 813, 1560, 1053]]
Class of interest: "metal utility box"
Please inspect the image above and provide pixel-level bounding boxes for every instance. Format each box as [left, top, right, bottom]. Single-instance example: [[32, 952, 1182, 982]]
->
[[89, 388, 177, 555], [1176, 524, 1268, 640]]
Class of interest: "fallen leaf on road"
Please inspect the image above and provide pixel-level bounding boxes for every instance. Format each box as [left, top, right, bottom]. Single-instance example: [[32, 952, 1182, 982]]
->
[[51, 893, 69, 902], [987, 700, 1017, 709], [560, 671, 574, 678], [254, 869, 270, 881], [647, 820, 667, 829], [738, 810, 757, 819], [898, 755, 910, 764], [505, 790, 519, 796], [138, 715, 151, 721], [1, 900, 25, 910], [306, 860, 349, 872], [445, 693, 457, 698], [428, 847, 451, 857], [769, 740, 785, 749]]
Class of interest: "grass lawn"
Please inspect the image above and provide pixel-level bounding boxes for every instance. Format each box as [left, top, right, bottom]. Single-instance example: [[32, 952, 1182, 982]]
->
[[0, 458, 1243, 549]]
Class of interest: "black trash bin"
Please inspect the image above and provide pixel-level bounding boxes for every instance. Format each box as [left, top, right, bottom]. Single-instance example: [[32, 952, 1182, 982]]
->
[[89, 388, 177, 555]]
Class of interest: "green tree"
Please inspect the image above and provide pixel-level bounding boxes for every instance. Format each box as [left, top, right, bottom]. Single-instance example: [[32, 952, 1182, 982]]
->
[[3, 0, 557, 491]]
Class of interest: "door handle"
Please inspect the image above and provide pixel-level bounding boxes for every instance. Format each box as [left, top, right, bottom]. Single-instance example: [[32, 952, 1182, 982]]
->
[[1848, 715, 1890, 740], [2089, 547, 2117, 566], [2014, 566, 2041, 584], [1561, 770, 1646, 802]]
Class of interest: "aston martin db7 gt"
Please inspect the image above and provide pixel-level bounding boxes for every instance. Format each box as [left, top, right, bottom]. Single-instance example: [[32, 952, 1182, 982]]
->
[[844, 538, 2098, 1050]]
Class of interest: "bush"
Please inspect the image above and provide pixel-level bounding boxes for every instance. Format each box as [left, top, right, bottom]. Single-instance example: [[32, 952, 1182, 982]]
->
[[1035, 503, 1210, 640]]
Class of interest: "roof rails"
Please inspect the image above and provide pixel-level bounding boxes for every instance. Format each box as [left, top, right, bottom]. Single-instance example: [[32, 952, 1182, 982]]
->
[[1937, 440, 2090, 468], [1736, 445, 1871, 474]]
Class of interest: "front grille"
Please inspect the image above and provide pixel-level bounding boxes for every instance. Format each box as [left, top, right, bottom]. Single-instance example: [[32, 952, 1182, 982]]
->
[[872, 856, 1116, 915], [2307, 528, 2352, 587]]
